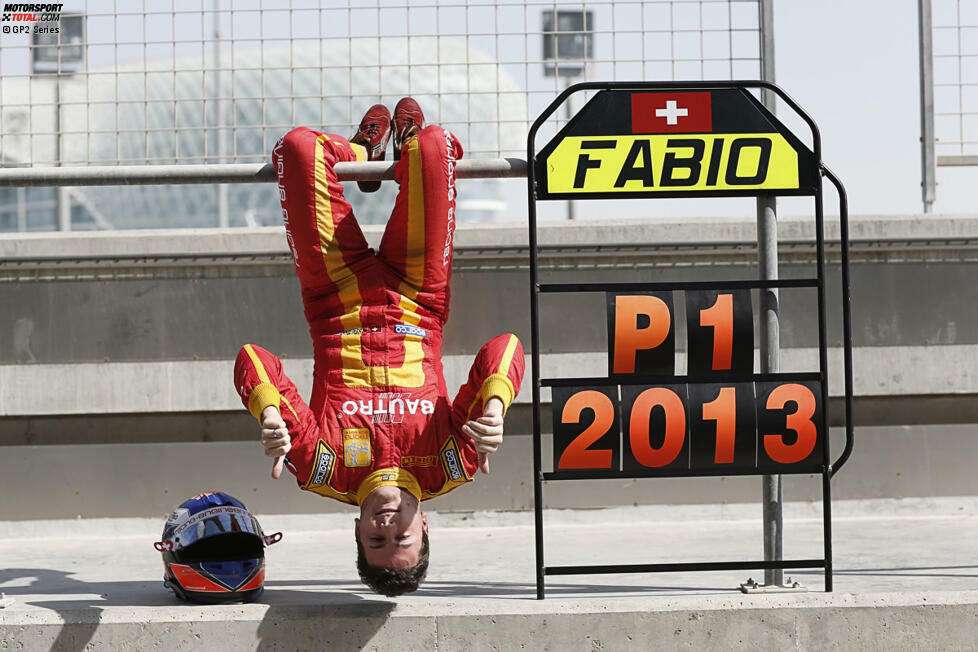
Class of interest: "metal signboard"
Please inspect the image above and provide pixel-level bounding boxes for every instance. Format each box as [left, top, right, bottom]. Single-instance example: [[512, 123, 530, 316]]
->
[[551, 289, 824, 480], [535, 88, 818, 199], [526, 81, 854, 599]]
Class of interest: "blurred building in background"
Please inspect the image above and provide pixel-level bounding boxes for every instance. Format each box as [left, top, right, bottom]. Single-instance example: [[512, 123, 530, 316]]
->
[[0, 39, 528, 229], [0, 0, 763, 231]]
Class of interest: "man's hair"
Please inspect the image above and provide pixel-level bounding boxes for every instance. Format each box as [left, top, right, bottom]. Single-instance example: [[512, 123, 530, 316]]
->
[[356, 530, 429, 597]]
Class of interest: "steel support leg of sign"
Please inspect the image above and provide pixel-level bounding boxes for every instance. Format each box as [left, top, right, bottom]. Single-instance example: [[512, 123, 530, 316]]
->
[[527, 133, 545, 600], [755, 0, 789, 591], [813, 176, 834, 593], [918, 0, 936, 213], [757, 195, 784, 590]]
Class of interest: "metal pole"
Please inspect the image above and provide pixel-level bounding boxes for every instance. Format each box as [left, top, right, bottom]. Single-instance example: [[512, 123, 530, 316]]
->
[[16, 187, 27, 232], [566, 85, 576, 221], [214, 0, 229, 228], [758, 196, 782, 587], [527, 121, 545, 600], [54, 77, 71, 231], [919, 0, 936, 213], [0, 158, 528, 187], [758, 0, 783, 589]]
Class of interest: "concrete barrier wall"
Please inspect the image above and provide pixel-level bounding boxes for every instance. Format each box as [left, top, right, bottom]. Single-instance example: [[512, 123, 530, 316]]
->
[[3, 422, 978, 519], [3, 215, 977, 365], [1, 216, 977, 519]]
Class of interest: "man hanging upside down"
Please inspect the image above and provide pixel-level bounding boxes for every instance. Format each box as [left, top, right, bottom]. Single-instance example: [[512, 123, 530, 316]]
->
[[233, 98, 525, 597]]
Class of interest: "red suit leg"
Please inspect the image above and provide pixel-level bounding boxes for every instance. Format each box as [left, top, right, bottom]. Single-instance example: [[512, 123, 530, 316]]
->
[[273, 127, 393, 396], [378, 125, 464, 322], [272, 127, 382, 331]]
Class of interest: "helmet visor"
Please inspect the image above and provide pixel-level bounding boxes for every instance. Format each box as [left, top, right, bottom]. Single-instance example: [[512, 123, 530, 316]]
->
[[171, 505, 263, 551]]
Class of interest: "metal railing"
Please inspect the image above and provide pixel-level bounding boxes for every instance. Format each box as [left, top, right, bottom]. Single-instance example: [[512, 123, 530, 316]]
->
[[0, 0, 762, 231], [0, 157, 528, 186], [932, 0, 978, 165], [1, 0, 762, 166]]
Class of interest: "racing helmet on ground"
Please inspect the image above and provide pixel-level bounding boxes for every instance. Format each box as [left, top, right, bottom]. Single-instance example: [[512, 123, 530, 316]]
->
[[154, 491, 282, 603]]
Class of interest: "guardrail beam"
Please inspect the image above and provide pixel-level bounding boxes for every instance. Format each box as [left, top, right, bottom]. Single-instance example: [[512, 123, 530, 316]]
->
[[0, 158, 529, 187]]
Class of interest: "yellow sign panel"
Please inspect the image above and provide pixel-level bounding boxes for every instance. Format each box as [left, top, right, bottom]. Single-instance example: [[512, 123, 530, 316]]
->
[[545, 133, 800, 195]]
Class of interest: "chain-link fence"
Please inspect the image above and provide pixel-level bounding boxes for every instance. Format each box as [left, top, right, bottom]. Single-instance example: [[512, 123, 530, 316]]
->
[[0, 0, 762, 230], [932, 0, 978, 161]]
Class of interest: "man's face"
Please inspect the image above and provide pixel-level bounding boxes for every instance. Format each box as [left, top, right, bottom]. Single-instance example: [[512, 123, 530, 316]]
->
[[355, 486, 428, 569]]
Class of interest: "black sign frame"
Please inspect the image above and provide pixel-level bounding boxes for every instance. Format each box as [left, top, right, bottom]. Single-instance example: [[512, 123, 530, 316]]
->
[[527, 81, 855, 600]]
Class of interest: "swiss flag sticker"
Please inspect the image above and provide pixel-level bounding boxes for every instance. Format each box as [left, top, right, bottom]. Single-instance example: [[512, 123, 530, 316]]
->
[[631, 92, 713, 134]]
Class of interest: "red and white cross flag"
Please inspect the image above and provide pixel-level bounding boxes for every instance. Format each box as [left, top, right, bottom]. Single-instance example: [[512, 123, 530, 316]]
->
[[630, 92, 713, 134]]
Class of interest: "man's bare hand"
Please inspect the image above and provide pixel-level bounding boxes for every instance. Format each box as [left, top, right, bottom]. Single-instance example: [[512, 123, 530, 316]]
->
[[462, 397, 504, 475], [261, 405, 291, 479]]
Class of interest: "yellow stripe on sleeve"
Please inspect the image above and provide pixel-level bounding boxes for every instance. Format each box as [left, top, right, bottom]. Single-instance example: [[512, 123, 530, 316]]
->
[[248, 383, 282, 420], [244, 344, 271, 384], [496, 334, 520, 376], [480, 374, 515, 414], [243, 344, 282, 420], [464, 335, 521, 418]]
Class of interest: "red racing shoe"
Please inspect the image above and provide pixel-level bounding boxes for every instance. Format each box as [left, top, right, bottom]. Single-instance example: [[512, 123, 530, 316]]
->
[[350, 103, 391, 192], [392, 97, 425, 160]]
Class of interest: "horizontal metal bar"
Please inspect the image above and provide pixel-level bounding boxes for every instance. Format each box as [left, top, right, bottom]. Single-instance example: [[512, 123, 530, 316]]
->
[[937, 155, 978, 167], [540, 372, 823, 387], [544, 559, 826, 576], [538, 279, 819, 293], [542, 466, 823, 481], [0, 159, 529, 187]]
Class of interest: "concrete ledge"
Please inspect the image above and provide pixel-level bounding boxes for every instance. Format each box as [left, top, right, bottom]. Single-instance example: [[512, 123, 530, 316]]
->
[[2, 499, 978, 650], [3, 213, 978, 257], [2, 593, 978, 651], [2, 214, 978, 285], [2, 345, 975, 417]]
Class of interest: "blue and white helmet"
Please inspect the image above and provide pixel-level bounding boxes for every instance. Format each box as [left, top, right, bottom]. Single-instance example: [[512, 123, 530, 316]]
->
[[154, 492, 281, 603]]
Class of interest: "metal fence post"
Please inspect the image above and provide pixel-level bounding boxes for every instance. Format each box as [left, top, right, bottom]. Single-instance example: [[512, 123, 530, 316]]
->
[[919, 0, 936, 213], [54, 76, 70, 231], [758, 0, 783, 589], [214, 0, 230, 228], [16, 187, 27, 232]]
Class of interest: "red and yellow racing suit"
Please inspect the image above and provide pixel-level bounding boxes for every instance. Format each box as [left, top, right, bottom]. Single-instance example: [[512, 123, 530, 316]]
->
[[233, 125, 524, 506]]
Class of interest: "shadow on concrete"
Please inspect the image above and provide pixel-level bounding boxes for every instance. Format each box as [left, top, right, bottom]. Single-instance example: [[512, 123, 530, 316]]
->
[[0, 568, 390, 652], [255, 602, 396, 651], [796, 564, 978, 579], [0, 569, 372, 609], [0, 568, 162, 652], [416, 579, 734, 598]]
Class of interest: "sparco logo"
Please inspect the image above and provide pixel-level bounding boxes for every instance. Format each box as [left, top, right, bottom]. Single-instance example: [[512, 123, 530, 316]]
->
[[443, 448, 463, 481], [394, 324, 427, 338], [312, 448, 334, 485]]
